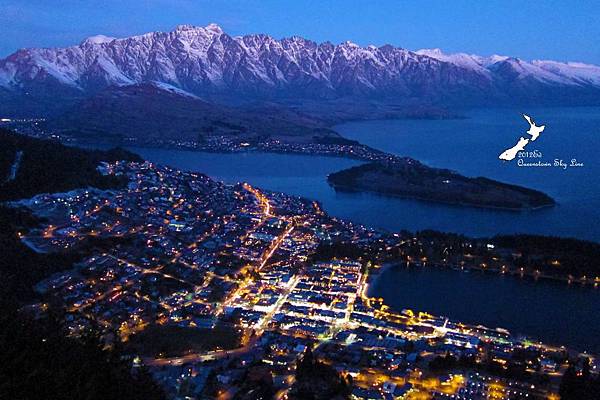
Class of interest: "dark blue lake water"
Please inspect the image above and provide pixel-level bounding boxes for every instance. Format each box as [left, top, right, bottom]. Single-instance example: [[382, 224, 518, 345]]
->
[[368, 265, 600, 353], [119, 106, 599, 353], [131, 107, 600, 241], [336, 107, 600, 242]]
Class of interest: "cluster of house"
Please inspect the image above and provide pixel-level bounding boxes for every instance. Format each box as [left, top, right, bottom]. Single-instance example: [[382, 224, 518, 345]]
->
[[20, 161, 593, 399]]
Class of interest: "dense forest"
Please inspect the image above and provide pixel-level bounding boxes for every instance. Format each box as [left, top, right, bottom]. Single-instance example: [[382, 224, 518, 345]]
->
[[0, 300, 165, 400], [0, 128, 141, 201]]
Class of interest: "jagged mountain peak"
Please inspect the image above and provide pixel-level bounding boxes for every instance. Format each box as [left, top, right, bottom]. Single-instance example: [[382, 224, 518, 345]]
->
[[80, 34, 116, 46], [175, 23, 223, 33], [1, 24, 600, 115]]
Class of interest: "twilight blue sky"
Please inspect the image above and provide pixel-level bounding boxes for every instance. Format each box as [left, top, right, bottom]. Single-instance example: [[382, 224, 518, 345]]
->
[[1, 0, 599, 63]]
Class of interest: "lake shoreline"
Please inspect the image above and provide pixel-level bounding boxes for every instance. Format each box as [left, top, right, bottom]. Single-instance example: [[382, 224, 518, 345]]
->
[[68, 137, 557, 212], [67, 108, 600, 242], [369, 261, 600, 292], [367, 261, 600, 354]]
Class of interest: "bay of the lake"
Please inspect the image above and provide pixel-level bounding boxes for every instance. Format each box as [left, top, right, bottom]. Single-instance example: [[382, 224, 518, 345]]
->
[[95, 106, 599, 352]]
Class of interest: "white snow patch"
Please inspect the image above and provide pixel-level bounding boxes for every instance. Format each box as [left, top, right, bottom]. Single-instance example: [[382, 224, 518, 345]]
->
[[81, 35, 116, 45], [533, 60, 600, 86], [416, 48, 491, 76], [149, 81, 200, 99]]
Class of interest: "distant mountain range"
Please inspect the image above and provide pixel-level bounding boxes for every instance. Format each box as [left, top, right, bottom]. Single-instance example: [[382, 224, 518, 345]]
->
[[1, 24, 599, 139]]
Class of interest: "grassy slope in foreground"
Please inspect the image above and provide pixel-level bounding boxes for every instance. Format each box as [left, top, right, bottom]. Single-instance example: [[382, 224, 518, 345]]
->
[[327, 161, 555, 210]]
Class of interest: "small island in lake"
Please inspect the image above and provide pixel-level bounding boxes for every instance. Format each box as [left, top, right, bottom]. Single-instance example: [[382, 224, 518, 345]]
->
[[327, 161, 555, 210]]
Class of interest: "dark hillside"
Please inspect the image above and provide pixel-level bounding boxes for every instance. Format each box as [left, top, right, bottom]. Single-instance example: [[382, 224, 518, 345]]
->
[[0, 129, 141, 201]]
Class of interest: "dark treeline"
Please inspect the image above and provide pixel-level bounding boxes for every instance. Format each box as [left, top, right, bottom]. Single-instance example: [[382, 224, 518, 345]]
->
[[0, 298, 165, 400], [559, 359, 600, 400], [311, 241, 376, 263], [0, 129, 141, 201], [289, 346, 351, 400], [492, 234, 600, 277], [311, 228, 600, 281]]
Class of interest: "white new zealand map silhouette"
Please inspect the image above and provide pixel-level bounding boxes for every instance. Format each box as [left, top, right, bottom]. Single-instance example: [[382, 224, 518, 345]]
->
[[499, 114, 545, 161]]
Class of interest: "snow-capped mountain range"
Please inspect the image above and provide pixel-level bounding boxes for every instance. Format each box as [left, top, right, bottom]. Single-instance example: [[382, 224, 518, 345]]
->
[[415, 48, 600, 87], [1, 23, 600, 117]]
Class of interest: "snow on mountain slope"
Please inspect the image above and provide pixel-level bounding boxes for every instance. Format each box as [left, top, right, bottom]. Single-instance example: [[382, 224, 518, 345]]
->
[[149, 81, 200, 99], [488, 57, 574, 85], [415, 48, 492, 77], [415, 48, 599, 86], [1, 24, 600, 107], [81, 35, 116, 45], [533, 60, 600, 86]]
